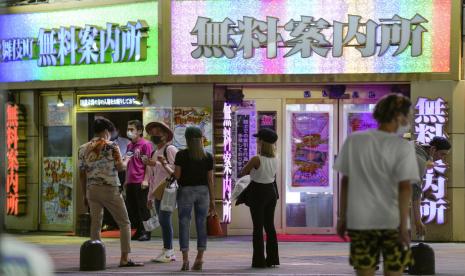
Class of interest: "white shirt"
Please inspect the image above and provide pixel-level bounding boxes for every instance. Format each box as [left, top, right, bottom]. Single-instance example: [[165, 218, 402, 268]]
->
[[250, 155, 277, 184], [114, 136, 131, 156], [333, 130, 420, 230]]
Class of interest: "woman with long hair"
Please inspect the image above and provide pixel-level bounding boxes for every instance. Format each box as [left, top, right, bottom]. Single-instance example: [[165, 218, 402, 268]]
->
[[241, 128, 279, 268], [173, 126, 216, 271]]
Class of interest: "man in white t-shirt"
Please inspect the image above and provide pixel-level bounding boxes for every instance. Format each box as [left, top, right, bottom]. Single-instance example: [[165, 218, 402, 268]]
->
[[334, 94, 420, 276]]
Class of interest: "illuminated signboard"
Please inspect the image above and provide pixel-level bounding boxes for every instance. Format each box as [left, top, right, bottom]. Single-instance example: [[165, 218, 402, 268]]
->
[[0, 0, 158, 82], [77, 94, 143, 110], [6, 103, 26, 216], [415, 97, 448, 224], [171, 0, 452, 75], [223, 103, 232, 223]]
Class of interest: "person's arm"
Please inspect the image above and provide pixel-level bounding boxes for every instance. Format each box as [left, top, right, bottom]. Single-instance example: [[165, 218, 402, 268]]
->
[[399, 180, 412, 247], [240, 156, 260, 177], [174, 165, 181, 180], [337, 175, 348, 240], [413, 198, 426, 236], [79, 170, 88, 207], [113, 144, 127, 172]]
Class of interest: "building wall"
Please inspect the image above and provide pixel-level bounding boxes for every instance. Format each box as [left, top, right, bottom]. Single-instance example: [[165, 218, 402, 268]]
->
[[411, 81, 465, 242], [5, 91, 40, 231]]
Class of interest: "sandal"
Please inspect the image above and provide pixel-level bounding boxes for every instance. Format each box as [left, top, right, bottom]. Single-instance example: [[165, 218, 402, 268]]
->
[[191, 261, 203, 271], [119, 260, 144, 267], [180, 261, 190, 271]]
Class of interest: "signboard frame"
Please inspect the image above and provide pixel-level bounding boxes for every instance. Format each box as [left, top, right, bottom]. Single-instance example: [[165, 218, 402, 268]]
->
[[163, 0, 461, 83]]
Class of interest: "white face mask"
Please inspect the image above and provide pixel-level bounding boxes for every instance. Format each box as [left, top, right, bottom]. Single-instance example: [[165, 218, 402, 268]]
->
[[396, 123, 411, 136], [127, 131, 135, 139]]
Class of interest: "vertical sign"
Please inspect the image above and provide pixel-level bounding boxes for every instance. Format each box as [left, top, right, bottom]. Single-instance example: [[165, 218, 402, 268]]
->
[[222, 103, 232, 224], [236, 115, 250, 176], [414, 97, 448, 224], [6, 103, 26, 216]]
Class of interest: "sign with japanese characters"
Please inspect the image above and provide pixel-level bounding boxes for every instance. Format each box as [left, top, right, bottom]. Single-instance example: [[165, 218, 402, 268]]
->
[[6, 103, 27, 216], [0, 1, 158, 82], [223, 103, 233, 223], [78, 95, 142, 110], [415, 97, 449, 225], [171, 0, 452, 76]]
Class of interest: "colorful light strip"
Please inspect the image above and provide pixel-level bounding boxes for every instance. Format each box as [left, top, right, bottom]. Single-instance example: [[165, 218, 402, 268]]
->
[[0, 1, 158, 82], [171, 0, 451, 75]]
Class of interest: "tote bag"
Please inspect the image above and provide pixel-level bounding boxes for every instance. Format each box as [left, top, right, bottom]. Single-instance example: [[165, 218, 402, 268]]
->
[[160, 176, 177, 212]]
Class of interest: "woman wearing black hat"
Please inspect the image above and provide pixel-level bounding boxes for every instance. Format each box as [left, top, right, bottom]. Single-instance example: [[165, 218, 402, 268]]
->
[[241, 128, 279, 268], [173, 126, 216, 271]]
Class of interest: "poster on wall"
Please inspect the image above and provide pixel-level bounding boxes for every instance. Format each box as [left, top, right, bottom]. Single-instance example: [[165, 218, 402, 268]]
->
[[236, 114, 250, 176], [143, 107, 172, 129], [41, 157, 73, 225], [291, 112, 330, 187], [47, 103, 71, 126], [173, 107, 212, 152], [258, 111, 277, 131], [347, 112, 378, 136]]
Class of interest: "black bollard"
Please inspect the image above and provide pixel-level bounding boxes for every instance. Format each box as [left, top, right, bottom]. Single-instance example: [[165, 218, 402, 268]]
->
[[80, 240, 106, 271], [408, 242, 435, 275]]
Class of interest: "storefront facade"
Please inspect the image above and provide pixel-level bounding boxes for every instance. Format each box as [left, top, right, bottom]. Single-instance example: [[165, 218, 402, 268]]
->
[[2, 0, 464, 241], [166, 0, 464, 241]]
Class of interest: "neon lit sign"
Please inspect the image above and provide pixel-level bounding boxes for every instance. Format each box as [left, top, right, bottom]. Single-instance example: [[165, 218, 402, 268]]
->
[[0, 0, 158, 82], [191, 14, 427, 59], [172, 0, 451, 75], [415, 97, 449, 224], [222, 103, 232, 223], [78, 95, 142, 109], [6, 103, 23, 216]]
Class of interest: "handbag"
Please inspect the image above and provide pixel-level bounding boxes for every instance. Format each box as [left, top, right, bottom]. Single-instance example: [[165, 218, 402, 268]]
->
[[160, 176, 177, 212], [207, 214, 223, 236], [143, 209, 160, 232], [154, 145, 175, 201]]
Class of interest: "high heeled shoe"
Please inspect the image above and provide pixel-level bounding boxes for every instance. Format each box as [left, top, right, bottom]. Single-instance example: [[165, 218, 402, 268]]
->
[[191, 260, 204, 271], [180, 261, 190, 271]]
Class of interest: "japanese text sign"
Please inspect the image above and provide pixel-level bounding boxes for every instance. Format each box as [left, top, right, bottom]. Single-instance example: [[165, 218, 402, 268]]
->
[[223, 103, 232, 223], [6, 104, 21, 216], [172, 0, 451, 75], [78, 95, 142, 109], [415, 97, 449, 225], [0, 1, 158, 82]]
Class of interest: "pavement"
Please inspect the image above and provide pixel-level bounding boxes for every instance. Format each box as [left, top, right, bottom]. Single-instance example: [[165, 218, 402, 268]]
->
[[9, 233, 465, 275]]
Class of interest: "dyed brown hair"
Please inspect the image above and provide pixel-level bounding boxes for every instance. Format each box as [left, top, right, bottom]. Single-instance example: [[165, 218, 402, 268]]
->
[[373, 94, 411, 124]]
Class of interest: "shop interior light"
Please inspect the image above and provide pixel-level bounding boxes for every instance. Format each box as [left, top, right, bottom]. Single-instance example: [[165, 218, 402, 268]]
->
[[57, 92, 64, 107]]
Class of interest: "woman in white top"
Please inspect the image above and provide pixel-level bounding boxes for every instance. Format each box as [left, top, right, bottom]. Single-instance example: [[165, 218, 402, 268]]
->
[[241, 128, 279, 268]]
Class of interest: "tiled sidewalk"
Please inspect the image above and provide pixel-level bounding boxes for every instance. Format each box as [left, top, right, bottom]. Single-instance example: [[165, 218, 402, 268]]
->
[[11, 234, 465, 275]]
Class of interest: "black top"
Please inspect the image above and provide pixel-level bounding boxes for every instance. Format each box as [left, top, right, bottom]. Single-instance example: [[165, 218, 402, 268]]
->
[[175, 149, 213, 186]]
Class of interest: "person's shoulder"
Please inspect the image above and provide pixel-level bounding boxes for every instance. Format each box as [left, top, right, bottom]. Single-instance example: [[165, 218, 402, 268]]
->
[[167, 144, 179, 153], [79, 141, 91, 151]]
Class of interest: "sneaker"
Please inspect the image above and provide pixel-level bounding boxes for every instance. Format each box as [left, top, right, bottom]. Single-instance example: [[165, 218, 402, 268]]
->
[[152, 249, 176, 263]]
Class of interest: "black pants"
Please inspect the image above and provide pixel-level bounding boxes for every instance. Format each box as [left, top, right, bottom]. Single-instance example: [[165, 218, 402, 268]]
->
[[125, 183, 150, 233], [248, 182, 279, 267]]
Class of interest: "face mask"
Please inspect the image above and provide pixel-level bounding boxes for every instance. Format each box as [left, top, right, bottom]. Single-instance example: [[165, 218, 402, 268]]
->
[[396, 123, 411, 136], [127, 131, 135, 139], [151, 136, 163, 145]]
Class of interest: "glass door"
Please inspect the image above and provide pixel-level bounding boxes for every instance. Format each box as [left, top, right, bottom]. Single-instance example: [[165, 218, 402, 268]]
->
[[284, 100, 338, 234]]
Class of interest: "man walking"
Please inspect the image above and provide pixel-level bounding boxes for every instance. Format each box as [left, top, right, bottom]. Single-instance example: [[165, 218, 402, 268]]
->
[[125, 120, 153, 241]]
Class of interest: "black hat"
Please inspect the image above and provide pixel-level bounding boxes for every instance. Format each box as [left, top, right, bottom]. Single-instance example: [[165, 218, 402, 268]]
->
[[253, 128, 278, 144], [185, 126, 203, 140]]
